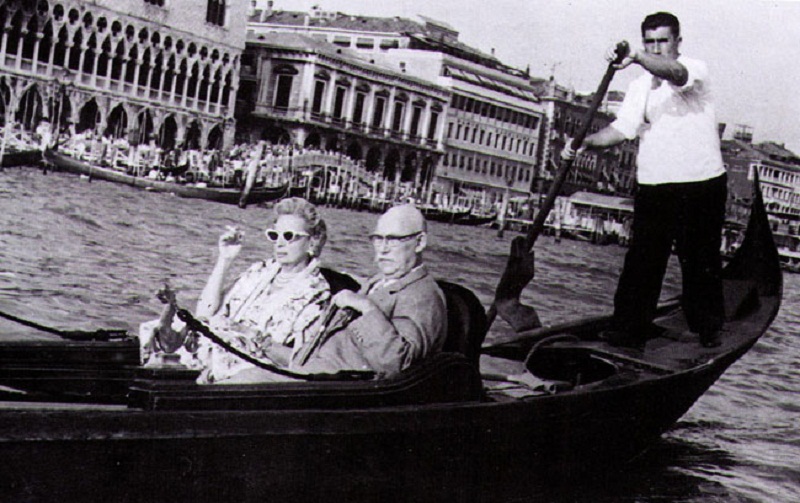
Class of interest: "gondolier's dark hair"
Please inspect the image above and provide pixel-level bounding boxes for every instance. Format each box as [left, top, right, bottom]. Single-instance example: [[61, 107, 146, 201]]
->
[[274, 197, 327, 252], [642, 12, 680, 37]]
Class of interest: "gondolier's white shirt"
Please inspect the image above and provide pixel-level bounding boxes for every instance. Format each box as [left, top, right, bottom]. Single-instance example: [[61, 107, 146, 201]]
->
[[610, 55, 725, 185]]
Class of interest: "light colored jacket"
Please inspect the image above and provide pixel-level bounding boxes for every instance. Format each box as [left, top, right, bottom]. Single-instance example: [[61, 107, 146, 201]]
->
[[300, 265, 447, 377]]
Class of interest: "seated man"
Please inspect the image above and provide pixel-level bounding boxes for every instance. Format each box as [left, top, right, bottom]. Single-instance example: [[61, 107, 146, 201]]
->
[[298, 204, 447, 377]]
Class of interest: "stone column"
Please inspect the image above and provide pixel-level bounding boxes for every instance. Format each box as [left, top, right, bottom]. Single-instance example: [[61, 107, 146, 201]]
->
[[402, 97, 415, 139], [153, 60, 165, 103], [104, 50, 113, 90], [420, 101, 432, 146], [299, 64, 314, 121], [180, 64, 191, 108], [14, 28, 26, 70], [346, 78, 357, 125], [132, 58, 142, 97], [215, 68, 226, 112], [77, 39, 87, 76], [90, 45, 100, 87], [364, 87, 376, 134], [385, 88, 396, 137], [0, 25, 9, 62], [46, 34, 56, 76], [31, 32, 42, 74], [323, 70, 338, 118], [227, 72, 238, 119], [169, 65, 179, 105]]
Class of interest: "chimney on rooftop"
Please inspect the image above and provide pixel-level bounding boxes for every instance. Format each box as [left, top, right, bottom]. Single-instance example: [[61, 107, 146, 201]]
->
[[248, 0, 257, 17], [260, 1, 273, 21]]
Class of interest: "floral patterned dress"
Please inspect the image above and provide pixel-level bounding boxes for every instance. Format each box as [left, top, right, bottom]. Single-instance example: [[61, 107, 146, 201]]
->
[[139, 258, 330, 383]]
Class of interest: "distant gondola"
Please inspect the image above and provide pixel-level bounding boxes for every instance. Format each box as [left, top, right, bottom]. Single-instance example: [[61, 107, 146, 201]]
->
[[419, 205, 471, 223], [454, 210, 498, 226], [43, 148, 288, 206], [0, 177, 782, 501], [1, 148, 41, 167]]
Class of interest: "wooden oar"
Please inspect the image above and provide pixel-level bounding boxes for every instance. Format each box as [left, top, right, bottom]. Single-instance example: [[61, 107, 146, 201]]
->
[[488, 42, 630, 332], [0, 309, 128, 341]]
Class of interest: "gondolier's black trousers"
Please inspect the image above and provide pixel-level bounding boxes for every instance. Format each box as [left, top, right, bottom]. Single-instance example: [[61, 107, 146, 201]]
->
[[613, 174, 727, 338]]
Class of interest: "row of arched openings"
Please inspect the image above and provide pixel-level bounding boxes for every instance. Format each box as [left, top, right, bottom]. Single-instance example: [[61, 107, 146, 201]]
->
[[4, 82, 223, 149], [0, 2, 236, 110]]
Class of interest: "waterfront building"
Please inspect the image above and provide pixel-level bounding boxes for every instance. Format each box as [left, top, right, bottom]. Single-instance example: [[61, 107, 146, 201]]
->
[[0, 0, 247, 150], [238, 31, 448, 195], [721, 129, 800, 244], [247, 2, 544, 203], [535, 80, 637, 197]]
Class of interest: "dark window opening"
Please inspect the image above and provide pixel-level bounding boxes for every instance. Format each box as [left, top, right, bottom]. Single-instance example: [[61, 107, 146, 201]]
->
[[274, 75, 293, 109]]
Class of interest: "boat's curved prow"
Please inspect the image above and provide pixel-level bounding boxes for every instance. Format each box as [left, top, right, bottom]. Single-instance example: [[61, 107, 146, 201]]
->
[[723, 171, 783, 297]]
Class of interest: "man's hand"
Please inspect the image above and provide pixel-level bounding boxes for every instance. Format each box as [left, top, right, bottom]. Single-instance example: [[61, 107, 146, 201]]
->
[[560, 136, 585, 162], [332, 290, 377, 314], [606, 41, 637, 70]]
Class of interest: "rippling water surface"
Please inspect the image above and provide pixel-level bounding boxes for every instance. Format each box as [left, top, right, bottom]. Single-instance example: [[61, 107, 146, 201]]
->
[[1, 167, 799, 502]]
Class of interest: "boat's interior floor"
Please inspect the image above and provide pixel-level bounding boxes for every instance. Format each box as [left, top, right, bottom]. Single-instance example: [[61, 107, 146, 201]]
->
[[480, 294, 779, 398]]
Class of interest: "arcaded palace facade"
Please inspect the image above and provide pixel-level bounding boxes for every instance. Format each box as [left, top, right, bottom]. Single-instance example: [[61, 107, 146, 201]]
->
[[0, 0, 247, 149]]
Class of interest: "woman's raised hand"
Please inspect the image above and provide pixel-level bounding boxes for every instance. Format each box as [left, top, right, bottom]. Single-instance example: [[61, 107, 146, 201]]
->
[[218, 225, 244, 261]]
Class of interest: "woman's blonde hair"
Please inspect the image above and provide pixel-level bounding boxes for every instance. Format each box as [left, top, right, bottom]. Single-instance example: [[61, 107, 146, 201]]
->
[[273, 197, 327, 254]]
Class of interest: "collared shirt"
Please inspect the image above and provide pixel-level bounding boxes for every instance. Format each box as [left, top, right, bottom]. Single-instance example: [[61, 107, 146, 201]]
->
[[611, 55, 725, 185], [365, 264, 424, 295]]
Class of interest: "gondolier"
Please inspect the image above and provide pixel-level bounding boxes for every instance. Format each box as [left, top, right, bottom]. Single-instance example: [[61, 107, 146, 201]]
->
[[570, 11, 728, 348]]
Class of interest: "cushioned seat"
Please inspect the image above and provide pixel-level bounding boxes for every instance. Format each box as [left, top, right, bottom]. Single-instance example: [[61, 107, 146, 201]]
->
[[319, 269, 487, 367], [320, 267, 360, 294], [436, 280, 488, 368]]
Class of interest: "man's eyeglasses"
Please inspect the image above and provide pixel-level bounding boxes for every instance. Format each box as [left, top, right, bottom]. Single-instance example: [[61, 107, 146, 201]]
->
[[369, 231, 422, 248], [265, 229, 310, 242]]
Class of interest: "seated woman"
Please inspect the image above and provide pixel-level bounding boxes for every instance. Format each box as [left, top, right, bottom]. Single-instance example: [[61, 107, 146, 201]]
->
[[139, 197, 331, 383]]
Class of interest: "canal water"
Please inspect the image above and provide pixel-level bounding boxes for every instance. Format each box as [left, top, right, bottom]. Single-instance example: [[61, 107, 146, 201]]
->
[[1, 167, 798, 502]]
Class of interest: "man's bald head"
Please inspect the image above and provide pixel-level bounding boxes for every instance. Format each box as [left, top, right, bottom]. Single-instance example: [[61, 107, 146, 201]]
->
[[371, 204, 429, 280], [376, 204, 427, 236]]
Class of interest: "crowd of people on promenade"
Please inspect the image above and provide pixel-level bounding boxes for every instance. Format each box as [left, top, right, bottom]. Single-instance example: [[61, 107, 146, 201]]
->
[[58, 132, 375, 191]]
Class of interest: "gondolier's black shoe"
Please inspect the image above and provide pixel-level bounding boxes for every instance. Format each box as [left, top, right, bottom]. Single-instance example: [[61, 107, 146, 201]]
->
[[699, 331, 722, 348], [599, 329, 645, 350]]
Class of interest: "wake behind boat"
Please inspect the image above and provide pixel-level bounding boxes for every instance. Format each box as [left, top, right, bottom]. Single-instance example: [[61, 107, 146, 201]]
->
[[43, 148, 288, 206], [0, 177, 782, 502]]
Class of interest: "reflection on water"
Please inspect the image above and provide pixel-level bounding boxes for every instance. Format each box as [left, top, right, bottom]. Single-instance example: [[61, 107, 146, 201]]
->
[[1, 167, 799, 502]]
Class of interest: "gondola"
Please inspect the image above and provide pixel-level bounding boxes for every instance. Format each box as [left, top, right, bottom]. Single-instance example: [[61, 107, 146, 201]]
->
[[419, 204, 472, 224], [454, 210, 498, 226], [1, 148, 41, 167], [42, 148, 288, 206], [0, 177, 782, 502]]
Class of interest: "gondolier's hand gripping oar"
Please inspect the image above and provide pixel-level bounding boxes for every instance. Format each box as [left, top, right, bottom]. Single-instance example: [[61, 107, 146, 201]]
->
[[487, 41, 630, 333]]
